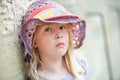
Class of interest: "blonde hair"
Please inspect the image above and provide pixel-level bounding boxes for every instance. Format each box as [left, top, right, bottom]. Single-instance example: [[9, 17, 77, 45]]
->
[[25, 23, 82, 80]]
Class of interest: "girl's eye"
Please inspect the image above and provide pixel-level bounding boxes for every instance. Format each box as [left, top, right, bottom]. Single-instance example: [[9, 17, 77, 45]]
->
[[59, 26, 66, 30], [45, 27, 52, 32]]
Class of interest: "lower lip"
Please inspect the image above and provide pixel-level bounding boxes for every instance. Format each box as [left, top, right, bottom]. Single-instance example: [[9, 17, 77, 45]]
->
[[56, 44, 65, 48]]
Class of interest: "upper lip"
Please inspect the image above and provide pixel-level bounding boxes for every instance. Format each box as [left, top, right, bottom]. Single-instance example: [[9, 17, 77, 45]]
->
[[55, 42, 65, 47]]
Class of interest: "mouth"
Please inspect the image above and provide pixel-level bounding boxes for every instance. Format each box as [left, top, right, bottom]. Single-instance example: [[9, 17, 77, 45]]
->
[[55, 42, 65, 48]]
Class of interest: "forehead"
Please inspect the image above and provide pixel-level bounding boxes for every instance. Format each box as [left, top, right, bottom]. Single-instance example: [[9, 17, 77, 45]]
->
[[42, 23, 66, 27], [37, 23, 71, 29]]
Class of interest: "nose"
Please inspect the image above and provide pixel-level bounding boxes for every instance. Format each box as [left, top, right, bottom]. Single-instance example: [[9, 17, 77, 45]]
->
[[56, 34, 63, 39], [55, 29, 63, 39]]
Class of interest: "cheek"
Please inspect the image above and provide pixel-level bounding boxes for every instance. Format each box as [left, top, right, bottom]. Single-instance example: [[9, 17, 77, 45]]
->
[[64, 32, 69, 43], [36, 36, 55, 55], [36, 36, 54, 49], [66, 36, 69, 47]]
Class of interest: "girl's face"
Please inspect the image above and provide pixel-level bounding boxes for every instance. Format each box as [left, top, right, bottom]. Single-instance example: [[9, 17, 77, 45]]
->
[[34, 23, 70, 60]]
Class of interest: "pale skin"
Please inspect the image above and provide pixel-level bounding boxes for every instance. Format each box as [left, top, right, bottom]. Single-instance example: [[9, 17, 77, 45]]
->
[[34, 23, 71, 80]]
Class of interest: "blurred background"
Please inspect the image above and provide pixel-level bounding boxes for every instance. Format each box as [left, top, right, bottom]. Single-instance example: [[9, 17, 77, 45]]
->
[[0, 0, 120, 80]]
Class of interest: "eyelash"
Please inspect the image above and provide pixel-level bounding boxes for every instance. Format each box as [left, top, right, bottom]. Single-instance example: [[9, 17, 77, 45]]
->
[[59, 26, 66, 30], [44, 26, 66, 32], [45, 27, 52, 32]]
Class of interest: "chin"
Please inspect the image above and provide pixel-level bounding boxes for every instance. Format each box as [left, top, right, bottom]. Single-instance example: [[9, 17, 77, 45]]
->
[[57, 49, 67, 57]]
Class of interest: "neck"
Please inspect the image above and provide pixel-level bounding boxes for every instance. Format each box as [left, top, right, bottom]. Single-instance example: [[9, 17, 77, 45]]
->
[[38, 56, 69, 79], [41, 57, 66, 73]]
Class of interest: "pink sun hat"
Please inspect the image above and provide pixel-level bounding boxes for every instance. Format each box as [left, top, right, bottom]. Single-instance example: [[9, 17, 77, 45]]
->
[[20, 0, 86, 61]]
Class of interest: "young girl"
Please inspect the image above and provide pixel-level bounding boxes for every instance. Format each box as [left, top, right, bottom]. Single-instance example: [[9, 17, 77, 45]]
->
[[20, 0, 87, 80]]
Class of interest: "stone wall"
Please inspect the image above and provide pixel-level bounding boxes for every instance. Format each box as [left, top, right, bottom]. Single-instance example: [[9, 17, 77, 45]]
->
[[0, 0, 37, 80]]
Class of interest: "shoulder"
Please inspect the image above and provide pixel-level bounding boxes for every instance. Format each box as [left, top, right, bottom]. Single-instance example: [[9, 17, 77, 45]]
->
[[74, 52, 87, 78]]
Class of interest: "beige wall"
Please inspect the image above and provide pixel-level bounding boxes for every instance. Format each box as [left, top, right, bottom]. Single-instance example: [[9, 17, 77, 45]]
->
[[56, 0, 120, 80], [0, 0, 120, 80]]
